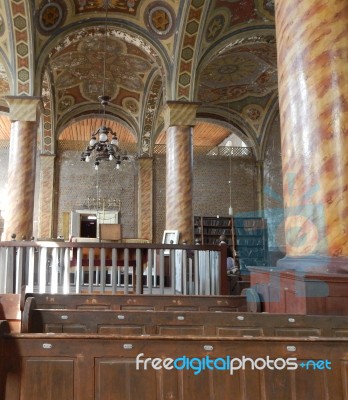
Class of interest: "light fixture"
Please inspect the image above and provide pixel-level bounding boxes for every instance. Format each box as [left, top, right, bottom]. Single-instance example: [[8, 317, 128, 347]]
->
[[80, 1, 128, 170]]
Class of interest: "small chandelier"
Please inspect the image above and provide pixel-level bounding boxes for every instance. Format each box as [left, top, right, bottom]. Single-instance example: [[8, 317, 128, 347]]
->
[[80, 96, 128, 170], [80, 1, 127, 171]]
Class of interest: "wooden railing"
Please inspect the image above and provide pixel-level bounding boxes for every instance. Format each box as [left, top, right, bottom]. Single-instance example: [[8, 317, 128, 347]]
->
[[0, 240, 228, 296]]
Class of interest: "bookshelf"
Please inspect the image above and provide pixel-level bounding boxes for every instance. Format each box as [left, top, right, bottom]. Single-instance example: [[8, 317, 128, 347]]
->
[[194, 216, 232, 245], [194, 216, 268, 269]]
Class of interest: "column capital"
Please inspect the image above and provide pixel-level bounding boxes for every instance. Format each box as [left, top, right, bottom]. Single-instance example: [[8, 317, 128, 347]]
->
[[40, 153, 56, 159], [162, 101, 201, 130], [137, 155, 153, 162], [5, 96, 42, 122]]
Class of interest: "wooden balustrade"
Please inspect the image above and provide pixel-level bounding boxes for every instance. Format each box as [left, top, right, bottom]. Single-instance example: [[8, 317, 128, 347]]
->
[[0, 240, 228, 295]]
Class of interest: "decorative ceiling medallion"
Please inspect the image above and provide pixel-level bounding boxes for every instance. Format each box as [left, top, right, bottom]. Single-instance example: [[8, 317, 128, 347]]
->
[[242, 104, 262, 121], [145, 2, 176, 39], [58, 95, 75, 114], [37, 0, 67, 35], [74, 0, 139, 14], [123, 98, 139, 115], [50, 35, 151, 102]]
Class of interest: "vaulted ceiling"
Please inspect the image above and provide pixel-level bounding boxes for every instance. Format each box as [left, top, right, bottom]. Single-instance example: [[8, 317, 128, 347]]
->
[[0, 0, 277, 159]]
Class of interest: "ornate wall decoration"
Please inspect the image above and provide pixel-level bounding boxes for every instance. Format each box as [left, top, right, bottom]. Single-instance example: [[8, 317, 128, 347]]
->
[[42, 72, 54, 153], [214, 0, 256, 27], [0, 15, 5, 37], [144, 2, 176, 39], [74, 0, 140, 14], [0, 63, 10, 95], [37, 0, 67, 35], [205, 14, 226, 43], [242, 104, 264, 135], [256, 0, 275, 20], [58, 95, 75, 114], [122, 97, 139, 115]]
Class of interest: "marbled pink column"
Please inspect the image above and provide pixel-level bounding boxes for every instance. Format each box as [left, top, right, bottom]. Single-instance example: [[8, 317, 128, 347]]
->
[[275, 0, 348, 269], [137, 157, 153, 241], [37, 154, 55, 238], [166, 125, 194, 243], [4, 121, 37, 240], [163, 102, 199, 244], [4, 96, 40, 240]]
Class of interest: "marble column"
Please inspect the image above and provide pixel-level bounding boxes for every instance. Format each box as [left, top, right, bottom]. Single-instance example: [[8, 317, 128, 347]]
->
[[275, 0, 348, 271], [37, 154, 56, 239], [137, 157, 153, 241], [3, 96, 41, 240], [163, 101, 200, 244]]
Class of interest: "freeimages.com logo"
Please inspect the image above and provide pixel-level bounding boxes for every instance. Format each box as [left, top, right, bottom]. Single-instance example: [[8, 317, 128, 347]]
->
[[135, 354, 332, 375]]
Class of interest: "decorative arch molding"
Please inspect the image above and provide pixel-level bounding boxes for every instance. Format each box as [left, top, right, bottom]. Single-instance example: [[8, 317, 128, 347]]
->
[[196, 25, 276, 74], [9, 0, 34, 95], [173, 0, 207, 101], [139, 72, 163, 157], [259, 95, 280, 161]]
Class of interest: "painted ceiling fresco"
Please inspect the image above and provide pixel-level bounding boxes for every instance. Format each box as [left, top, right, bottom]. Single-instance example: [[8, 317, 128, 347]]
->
[[0, 0, 277, 154]]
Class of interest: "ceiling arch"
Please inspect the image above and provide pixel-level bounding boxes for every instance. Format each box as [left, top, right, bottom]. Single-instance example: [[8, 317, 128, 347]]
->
[[0, 0, 279, 156], [58, 116, 136, 144]]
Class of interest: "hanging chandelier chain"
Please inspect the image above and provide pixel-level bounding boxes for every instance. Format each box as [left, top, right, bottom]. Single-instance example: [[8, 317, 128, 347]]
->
[[102, 0, 109, 99], [80, 0, 130, 171]]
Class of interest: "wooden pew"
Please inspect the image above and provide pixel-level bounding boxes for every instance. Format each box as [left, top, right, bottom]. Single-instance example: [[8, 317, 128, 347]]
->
[[22, 297, 348, 337], [2, 333, 347, 399], [22, 292, 248, 312]]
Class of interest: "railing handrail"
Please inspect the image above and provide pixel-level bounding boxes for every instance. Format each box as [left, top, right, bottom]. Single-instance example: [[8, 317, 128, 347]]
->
[[0, 240, 222, 251]]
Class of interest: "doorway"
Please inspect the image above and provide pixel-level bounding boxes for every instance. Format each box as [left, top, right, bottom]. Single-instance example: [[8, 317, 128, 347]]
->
[[80, 215, 97, 238]]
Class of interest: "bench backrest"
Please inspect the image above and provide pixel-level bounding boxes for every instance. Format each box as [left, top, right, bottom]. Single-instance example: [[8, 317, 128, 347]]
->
[[23, 293, 247, 312], [22, 299, 348, 337], [2, 333, 347, 400]]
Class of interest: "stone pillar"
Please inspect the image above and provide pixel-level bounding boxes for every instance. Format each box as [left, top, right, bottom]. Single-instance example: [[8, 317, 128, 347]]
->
[[3, 96, 41, 240], [163, 101, 200, 244], [275, 0, 348, 271], [137, 157, 153, 241], [37, 154, 56, 239]]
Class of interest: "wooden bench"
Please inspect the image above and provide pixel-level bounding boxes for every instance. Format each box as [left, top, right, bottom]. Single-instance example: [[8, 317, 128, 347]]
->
[[1, 331, 347, 400], [22, 293, 248, 312], [22, 297, 348, 337]]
